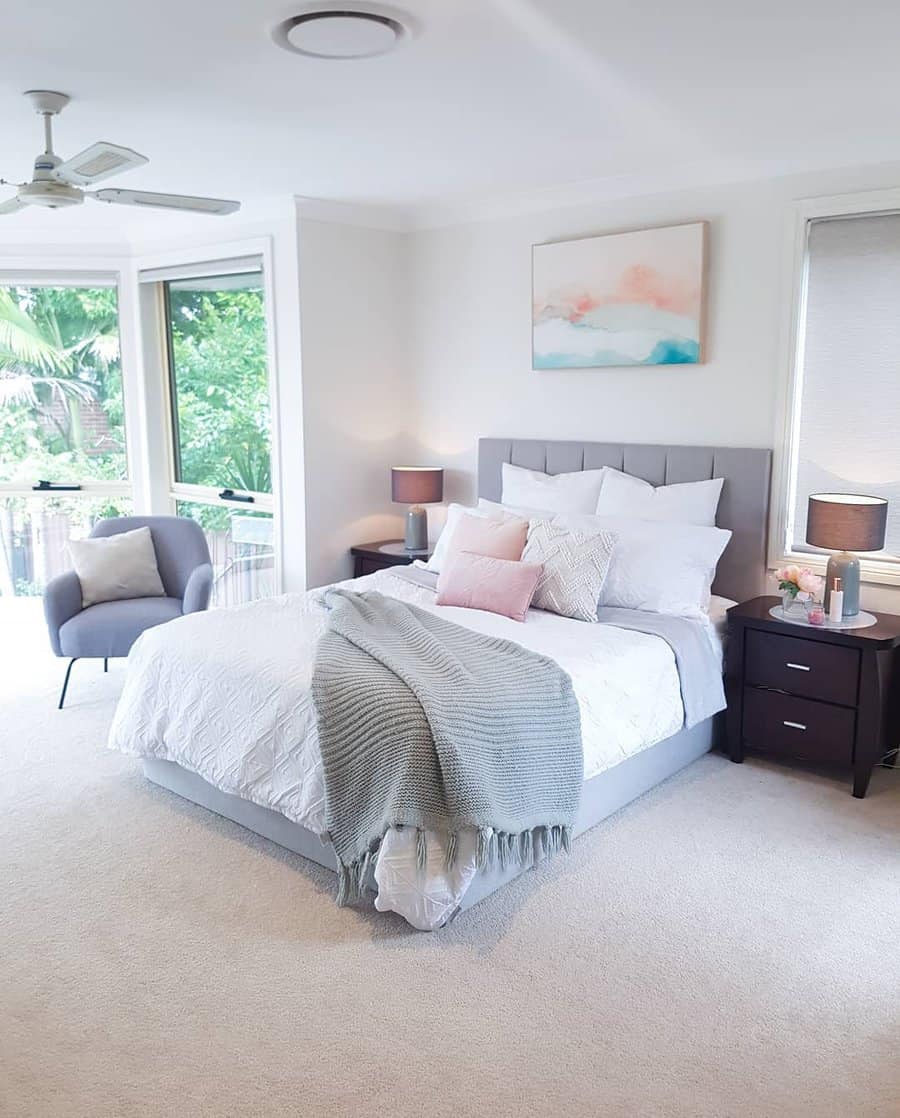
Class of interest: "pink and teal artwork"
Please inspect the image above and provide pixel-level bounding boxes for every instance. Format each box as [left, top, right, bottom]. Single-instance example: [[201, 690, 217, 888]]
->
[[532, 222, 707, 369]]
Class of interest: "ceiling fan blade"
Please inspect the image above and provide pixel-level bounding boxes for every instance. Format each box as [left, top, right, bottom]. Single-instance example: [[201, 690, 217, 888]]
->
[[89, 188, 240, 216], [55, 142, 149, 186], [0, 196, 25, 215]]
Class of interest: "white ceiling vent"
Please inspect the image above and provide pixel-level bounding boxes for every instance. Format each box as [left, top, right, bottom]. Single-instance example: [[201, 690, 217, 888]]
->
[[275, 10, 408, 59]]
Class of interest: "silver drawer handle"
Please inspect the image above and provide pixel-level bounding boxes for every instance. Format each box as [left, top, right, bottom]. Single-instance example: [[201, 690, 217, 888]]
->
[[783, 720, 807, 731], [786, 662, 810, 671]]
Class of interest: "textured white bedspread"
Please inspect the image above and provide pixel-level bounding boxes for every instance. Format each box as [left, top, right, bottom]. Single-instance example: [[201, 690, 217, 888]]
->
[[109, 569, 715, 929]]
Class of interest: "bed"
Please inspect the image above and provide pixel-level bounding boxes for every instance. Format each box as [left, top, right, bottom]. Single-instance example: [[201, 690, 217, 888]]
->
[[109, 438, 771, 930]]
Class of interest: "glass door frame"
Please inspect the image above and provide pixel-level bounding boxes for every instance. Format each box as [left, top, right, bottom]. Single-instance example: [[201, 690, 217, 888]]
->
[[139, 244, 282, 598]]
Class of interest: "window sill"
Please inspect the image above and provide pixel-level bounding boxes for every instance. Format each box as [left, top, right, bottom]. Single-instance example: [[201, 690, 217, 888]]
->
[[772, 549, 900, 589]]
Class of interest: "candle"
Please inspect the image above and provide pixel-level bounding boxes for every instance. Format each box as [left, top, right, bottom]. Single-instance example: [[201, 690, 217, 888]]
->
[[807, 604, 826, 626]]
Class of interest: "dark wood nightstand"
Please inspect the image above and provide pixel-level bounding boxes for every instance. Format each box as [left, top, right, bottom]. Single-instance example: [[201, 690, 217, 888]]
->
[[725, 596, 900, 797], [350, 540, 432, 579]]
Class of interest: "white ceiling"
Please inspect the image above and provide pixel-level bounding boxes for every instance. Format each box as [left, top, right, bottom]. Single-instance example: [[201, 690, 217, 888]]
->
[[2, 0, 900, 239]]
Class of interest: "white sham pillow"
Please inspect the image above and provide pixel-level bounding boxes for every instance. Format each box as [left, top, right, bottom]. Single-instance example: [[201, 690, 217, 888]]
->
[[521, 516, 617, 623], [501, 462, 607, 516], [69, 526, 166, 608], [595, 469, 724, 527], [558, 513, 731, 618], [425, 502, 518, 574]]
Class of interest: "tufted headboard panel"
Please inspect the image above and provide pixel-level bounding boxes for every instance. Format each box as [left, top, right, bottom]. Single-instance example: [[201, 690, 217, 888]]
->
[[477, 438, 772, 604]]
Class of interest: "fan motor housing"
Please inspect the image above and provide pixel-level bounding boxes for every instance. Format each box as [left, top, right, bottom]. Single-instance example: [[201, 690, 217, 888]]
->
[[18, 181, 83, 208]]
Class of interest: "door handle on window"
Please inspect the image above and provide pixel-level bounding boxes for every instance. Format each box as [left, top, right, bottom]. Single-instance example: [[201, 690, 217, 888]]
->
[[218, 489, 255, 503], [783, 720, 807, 731], [786, 662, 810, 671]]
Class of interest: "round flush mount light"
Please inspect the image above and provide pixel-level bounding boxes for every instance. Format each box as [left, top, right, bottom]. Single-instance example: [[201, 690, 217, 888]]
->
[[275, 10, 408, 59]]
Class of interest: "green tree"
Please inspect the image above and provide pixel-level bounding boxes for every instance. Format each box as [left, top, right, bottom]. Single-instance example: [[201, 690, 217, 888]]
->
[[0, 285, 125, 483], [168, 282, 271, 494]]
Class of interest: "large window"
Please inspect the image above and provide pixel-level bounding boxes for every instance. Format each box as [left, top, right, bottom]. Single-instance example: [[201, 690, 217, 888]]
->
[[158, 264, 275, 606], [784, 207, 900, 573], [165, 271, 271, 495], [0, 283, 130, 596]]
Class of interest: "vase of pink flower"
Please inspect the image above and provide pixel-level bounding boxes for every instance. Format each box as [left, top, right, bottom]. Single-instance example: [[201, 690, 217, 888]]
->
[[774, 564, 825, 619]]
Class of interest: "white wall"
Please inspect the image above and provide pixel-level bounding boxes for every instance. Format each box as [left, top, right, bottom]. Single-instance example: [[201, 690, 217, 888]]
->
[[406, 160, 900, 610], [297, 215, 411, 588]]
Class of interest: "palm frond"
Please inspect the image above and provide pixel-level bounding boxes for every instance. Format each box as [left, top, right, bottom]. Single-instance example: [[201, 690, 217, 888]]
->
[[0, 291, 68, 372]]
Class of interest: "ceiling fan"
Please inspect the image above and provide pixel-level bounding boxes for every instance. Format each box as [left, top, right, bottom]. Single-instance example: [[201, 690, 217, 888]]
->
[[0, 90, 240, 218]]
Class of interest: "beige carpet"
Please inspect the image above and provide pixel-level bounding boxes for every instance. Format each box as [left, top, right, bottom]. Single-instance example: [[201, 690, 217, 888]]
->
[[2, 600, 899, 1118]]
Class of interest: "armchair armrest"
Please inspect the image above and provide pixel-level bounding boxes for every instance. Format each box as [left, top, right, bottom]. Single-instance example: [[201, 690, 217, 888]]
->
[[182, 563, 213, 615], [43, 570, 84, 656]]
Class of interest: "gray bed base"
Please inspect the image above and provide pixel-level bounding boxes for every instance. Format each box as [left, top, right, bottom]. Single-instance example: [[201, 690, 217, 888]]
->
[[140, 437, 769, 922], [142, 717, 715, 919]]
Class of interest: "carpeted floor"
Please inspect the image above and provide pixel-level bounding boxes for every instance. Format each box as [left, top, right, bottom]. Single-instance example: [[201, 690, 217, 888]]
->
[[2, 600, 899, 1118]]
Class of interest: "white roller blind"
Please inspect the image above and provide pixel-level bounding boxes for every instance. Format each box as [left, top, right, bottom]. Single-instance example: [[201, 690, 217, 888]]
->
[[791, 213, 900, 559], [138, 255, 262, 284]]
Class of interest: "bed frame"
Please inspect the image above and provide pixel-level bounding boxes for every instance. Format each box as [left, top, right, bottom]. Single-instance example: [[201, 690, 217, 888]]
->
[[143, 438, 772, 920]]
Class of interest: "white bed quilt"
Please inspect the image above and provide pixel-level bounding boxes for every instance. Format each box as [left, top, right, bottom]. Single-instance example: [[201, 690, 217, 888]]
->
[[108, 569, 705, 930]]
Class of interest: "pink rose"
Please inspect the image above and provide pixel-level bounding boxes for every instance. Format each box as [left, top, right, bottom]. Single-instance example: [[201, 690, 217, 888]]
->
[[798, 570, 824, 597]]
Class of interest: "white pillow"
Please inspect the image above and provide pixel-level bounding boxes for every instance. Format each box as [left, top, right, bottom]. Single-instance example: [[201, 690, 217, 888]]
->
[[595, 469, 723, 527], [425, 502, 516, 574], [560, 513, 731, 618], [521, 516, 617, 623], [501, 462, 607, 516], [68, 526, 166, 608]]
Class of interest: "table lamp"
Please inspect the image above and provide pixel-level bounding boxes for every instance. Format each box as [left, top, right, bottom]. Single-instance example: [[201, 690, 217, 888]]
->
[[391, 466, 443, 552], [806, 493, 888, 617]]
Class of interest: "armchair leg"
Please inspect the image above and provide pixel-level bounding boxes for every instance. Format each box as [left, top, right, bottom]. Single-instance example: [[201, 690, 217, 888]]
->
[[58, 658, 78, 710], [104, 658, 108, 673]]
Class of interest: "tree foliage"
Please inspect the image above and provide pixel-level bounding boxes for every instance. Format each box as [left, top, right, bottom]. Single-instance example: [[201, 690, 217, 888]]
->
[[0, 281, 272, 500], [168, 283, 271, 495], [0, 285, 124, 483]]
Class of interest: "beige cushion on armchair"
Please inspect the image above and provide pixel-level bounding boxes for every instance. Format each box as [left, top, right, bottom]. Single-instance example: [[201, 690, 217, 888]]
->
[[68, 525, 166, 608]]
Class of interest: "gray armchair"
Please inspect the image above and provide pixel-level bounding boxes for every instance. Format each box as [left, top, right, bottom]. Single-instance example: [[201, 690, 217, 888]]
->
[[44, 515, 213, 708]]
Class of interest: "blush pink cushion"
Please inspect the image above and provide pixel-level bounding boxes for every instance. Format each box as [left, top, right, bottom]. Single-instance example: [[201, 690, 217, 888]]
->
[[449, 512, 528, 563], [436, 553, 543, 622]]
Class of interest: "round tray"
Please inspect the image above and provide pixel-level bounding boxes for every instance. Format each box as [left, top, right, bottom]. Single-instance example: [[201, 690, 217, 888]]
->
[[768, 605, 877, 630]]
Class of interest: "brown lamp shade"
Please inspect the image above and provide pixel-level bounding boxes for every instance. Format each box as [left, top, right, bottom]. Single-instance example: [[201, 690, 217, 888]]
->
[[391, 466, 443, 505], [806, 493, 888, 552]]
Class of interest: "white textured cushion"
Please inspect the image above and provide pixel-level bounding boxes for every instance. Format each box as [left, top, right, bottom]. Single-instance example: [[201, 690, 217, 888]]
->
[[562, 514, 731, 618], [69, 526, 166, 608], [501, 463, 607, 516], [521, 516, 617, 622], [595, 469, 724, 527]]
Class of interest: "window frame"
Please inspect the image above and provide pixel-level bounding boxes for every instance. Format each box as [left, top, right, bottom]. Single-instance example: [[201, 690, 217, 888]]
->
[[0, 267, 137, 502], [135, 239, 282, 594], [772, 187, 900, 589]]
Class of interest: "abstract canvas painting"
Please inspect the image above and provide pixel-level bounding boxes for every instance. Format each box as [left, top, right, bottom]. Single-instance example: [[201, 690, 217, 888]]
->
[[532, 222, 706, 369]]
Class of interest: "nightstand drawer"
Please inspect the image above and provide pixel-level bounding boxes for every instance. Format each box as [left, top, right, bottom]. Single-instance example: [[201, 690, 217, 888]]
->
[[356, 557, 393, 577], [744, 629, 859, 707], [742, 687, 855, 766]]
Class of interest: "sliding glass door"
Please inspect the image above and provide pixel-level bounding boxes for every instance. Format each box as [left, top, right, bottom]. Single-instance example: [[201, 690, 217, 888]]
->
[[0, 282, 130, 596], [161, 265, 276, 606]]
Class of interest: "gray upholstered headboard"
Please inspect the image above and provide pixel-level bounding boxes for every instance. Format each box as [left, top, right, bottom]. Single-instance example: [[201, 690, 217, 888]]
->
[[477, 439, 772, 605]]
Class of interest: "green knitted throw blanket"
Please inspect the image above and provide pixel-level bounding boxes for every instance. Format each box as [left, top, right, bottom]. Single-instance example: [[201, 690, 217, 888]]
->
[[312, 589, 583, 905]]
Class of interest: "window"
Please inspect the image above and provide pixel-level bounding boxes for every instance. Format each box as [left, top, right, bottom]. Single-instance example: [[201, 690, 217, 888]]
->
[[783, 207, 900, 574], [0, 283, 131, 596], [164, 270, 271, 494], [155, 262, 276, 606]]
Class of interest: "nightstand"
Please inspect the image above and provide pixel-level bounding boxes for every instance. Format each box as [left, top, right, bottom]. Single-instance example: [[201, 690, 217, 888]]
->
[[350, 539, 432, 579], [725, 596, 900, 797]]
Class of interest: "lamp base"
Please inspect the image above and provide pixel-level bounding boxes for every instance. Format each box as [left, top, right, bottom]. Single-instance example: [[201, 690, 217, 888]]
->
[[404, 506, 428, 552], [824, 552, 860, 617]]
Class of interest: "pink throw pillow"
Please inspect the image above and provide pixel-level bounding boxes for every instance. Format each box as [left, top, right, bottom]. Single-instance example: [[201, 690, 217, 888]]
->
[[436, 553, 543, 622], [449, 512, 528, 563]]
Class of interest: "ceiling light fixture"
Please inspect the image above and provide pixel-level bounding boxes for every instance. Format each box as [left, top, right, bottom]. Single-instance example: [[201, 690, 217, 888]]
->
[[274, 10, 408, 60]]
